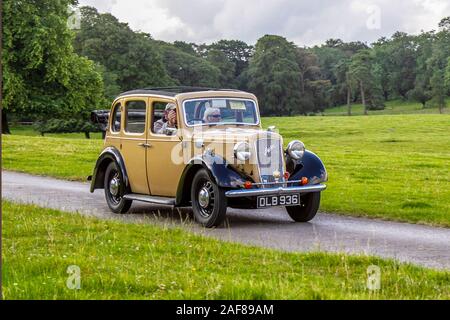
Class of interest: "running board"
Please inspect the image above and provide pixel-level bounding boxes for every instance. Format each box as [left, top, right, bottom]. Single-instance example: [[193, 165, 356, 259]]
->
[[123, 194, 175, 205]]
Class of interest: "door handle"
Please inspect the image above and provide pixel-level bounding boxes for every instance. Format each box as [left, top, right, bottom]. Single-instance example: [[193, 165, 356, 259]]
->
[[138, 143, 152, 148]]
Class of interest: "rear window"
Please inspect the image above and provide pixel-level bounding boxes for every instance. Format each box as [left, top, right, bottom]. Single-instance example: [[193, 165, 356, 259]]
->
[[111, 102, 121, 133], [125, 100, 146, 134]]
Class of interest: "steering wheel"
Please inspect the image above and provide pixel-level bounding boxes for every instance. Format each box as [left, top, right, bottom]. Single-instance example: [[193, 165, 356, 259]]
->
[[187, 118, 204, 125]]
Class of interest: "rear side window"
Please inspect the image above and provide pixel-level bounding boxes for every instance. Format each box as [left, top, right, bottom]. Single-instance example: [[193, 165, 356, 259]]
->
[[125, 100, 147, 134], [111, 102, 121, 133]]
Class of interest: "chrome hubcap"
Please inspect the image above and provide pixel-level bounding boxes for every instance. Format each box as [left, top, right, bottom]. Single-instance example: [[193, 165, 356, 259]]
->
[[109, 176, 120, 196], [198, 187, 210, 208]]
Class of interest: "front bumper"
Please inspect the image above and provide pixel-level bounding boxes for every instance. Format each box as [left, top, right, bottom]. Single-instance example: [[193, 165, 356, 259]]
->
[[225, 184, 327, 198]]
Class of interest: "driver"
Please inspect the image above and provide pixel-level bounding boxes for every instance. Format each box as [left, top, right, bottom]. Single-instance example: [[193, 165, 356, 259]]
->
[[203, 107, 222, 124]]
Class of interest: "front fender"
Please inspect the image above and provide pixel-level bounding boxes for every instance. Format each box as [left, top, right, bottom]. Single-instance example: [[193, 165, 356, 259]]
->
[[90, 147, 130, 193], [289, 150, 328, 185], [175, 153, 249, 205]]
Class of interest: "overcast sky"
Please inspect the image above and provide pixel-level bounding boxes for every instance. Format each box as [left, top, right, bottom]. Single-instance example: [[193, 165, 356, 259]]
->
[[78, 0, 450, 46]]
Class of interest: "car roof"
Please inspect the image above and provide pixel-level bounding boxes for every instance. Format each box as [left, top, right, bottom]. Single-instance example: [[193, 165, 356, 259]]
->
[[116, 86, 246, 99]]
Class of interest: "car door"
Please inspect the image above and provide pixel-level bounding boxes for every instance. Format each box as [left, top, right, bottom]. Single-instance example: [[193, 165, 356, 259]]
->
[[120, 97, 150, 195], [146, 98, 185, 197]]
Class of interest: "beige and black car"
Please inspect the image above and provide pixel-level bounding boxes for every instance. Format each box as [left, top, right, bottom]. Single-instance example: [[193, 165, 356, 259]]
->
[[90, 87, 328, 227]]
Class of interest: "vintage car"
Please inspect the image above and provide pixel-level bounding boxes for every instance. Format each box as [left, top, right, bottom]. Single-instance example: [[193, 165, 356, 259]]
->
[[90, 87, 327, 227]]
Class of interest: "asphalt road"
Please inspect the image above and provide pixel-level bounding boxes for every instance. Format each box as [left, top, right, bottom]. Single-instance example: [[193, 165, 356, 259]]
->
[[2, 171, 450, 270]]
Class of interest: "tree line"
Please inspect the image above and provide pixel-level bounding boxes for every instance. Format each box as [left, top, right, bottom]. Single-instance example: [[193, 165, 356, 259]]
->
[[2, 2, 450, 133]]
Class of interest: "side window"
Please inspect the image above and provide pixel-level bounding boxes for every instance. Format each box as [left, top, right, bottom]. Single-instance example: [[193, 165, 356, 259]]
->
[[151, 102, 169, 134], [125, 100, 147, 134], [111, 102, 121, 133]]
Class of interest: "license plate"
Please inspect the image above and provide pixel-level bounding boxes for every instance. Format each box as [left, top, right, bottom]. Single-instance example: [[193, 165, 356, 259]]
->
[[257, 194, 300, 208]]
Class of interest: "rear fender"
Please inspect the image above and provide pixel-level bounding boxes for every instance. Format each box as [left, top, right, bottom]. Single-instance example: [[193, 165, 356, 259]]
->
[[90, 147, 130, 193]]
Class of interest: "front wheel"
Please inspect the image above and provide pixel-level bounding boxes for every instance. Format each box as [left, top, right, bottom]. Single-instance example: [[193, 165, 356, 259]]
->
[[286, 192, 321, 222], [191, 169, 227, 228], [104, 161, 132, 214]]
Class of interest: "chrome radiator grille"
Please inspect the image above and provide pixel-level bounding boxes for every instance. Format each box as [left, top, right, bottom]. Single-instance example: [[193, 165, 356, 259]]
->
[[255, 136, 284, 185]]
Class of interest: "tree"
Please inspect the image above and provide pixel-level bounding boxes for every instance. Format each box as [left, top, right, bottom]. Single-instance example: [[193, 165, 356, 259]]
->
[[349, 50, 372, 115], [427, 18, 450, 113], [445, 57, 450, 91], [387, 32, 417, 99], [430, 69, 447, 113], [157, 43, 221, 87], [2, 0, 105, 133], [334, 59, 354, 115], [206, 49, 236, 87], [295, 48, 321, 94], [307, 79, 332, 113], [95, 64, 121, 100], [407, 85, 432, 108], [408, 31, 435, 107], [173, 41, 198, 56], [208, 40, 254, 78], [438, 16, 450, 31], [74, 6, 173, 91], [247, 35, 302, 116]]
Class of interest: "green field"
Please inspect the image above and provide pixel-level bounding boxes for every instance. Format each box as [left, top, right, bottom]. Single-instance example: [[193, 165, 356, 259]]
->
[[265, 114, 450, 227], [2, 113, 450, 226], [2, 130, 103, 180], [322, 99, 450, 116], [3, 201, 449, 300]]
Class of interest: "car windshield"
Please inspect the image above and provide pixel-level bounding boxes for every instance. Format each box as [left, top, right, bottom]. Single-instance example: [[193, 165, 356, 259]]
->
[[183, 98, 258, 126]]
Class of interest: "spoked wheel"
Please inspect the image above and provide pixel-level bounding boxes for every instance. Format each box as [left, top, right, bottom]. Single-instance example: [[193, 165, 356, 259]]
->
[[104, 162, 132, 214], [191, 169, 227, 227], [285, 192, 321, 222]]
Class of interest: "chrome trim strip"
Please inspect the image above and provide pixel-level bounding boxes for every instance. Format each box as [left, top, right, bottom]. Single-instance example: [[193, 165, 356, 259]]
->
[[249, 180, 303, 187], [123, 194, 175, 205], [225, 184, 326, 198], [113, 94, 176, 104]]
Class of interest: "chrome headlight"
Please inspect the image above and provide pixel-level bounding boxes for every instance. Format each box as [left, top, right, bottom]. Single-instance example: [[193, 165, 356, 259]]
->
[[286, 140, 305, 160], [234, 142, 251, 161]]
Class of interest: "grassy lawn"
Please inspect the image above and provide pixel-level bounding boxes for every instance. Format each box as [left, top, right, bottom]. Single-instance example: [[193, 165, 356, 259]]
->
[[2, 201, 449, 300], [2, 133, 103, 181], [322, 99, 450, 116], [2, 114, 450, 226], [265, 114, 450, 227]]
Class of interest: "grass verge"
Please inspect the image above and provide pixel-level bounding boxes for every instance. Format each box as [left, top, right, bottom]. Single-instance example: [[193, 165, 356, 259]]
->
[[2, 134, 103, 180], [2, 201, 449, 299]]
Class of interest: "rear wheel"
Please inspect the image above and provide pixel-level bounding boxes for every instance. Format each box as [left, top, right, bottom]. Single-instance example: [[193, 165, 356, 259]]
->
[[104, 162, 132, 214], [286, 192, 321, 222], [191, 169, 227, 227]]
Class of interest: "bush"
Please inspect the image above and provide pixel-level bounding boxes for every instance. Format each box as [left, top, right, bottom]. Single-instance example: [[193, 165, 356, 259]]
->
[[33, 119, 101, 139]]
